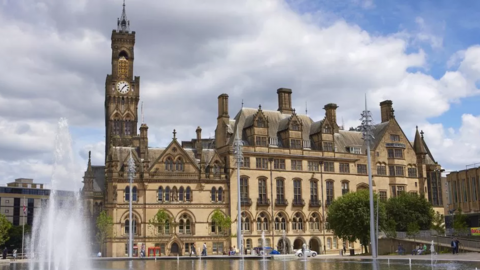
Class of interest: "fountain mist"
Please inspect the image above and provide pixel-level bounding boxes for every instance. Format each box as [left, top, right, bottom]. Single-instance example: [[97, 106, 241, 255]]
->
[[28, 118, 91, 270]]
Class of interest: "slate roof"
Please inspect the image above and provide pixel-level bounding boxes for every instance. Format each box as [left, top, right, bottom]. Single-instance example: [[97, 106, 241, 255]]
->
[[92, 166, 105, 192]]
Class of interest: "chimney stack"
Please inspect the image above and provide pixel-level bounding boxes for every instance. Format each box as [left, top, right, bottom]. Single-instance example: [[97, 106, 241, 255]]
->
[[139, 123, 149, 159], [380, 100, 394, 123], [195, 126, 203, 159], [217, 94, 229, 119], [324, 103, 339, 133], [277, 88, 293, 114]]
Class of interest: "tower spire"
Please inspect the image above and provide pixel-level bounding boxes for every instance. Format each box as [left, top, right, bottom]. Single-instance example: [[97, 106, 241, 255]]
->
[[117, 0, 130, 32]]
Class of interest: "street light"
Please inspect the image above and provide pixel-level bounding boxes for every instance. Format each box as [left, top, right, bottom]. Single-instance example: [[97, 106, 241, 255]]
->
[[319, 161, 326, 254], [127, 150, 136, 258], [360, 96, 377, 259]]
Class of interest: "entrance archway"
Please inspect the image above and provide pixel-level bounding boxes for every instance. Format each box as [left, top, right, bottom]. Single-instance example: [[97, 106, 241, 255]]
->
[[170, 242, 180, 255], [277, 238, 291, 254], [293, 238, 304, 250], [309, 238, 321, 253]]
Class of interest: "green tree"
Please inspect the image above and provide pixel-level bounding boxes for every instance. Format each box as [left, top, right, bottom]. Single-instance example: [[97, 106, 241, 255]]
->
[[453, 208, 469, 236], [96, 210, 114, 255], [383, 219, 397, 253], [149, 209, 173, 234], [431, 212, 445, 235], [4, 225, 31, 251], [326, 190, 386, 254], [0, 214, 12, 247], [406, 222, 420, 242], [211, 210, 232, 235], [385, 193, 434, 231]]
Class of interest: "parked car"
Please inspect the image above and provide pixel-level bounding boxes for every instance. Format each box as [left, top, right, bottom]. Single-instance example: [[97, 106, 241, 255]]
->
[[253, 246, 273, 256], [295, 249, 317, 257]]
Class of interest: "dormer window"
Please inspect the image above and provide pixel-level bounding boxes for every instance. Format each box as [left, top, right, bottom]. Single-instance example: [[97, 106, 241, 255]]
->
[[291, 121, 300, 131], [256, 118, 266, 128], [323, 125, 331, 133], [347, 147, 362, 154]]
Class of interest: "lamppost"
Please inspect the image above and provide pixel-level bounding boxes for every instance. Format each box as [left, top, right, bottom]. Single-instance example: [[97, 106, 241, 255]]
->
[[127, 150, 136, 258], [269, 158, 275, 250], [360, 96, 377, 259], [233, 128, 244, 252], [319, 161, 326, 254]]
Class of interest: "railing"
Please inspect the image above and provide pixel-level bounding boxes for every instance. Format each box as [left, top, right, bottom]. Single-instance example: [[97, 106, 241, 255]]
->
[[302, 140, 311, 149], [269, 137, 279, 146], [241, 198, 252, 206], [292, 199, 305, 207], [257, 198, 270, 206], [309, 199, 321, 207], [275, 198, 288, 206]]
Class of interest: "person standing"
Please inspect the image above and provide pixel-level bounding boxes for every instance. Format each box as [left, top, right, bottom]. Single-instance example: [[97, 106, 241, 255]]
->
[[2, 247, 7, 260], [455, 239, 460, 254], [451, 239, 456, 254], [202, 243, 207, 256], [343, 243, 347, 255]]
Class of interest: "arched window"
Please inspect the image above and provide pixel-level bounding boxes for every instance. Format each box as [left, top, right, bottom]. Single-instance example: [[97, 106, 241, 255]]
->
[[125, 186, 130, 201], [179, 187, 184, 201], [178, 214, 192, 234], [291, 121, 300, 131], [211, 187, 217, 202], [256, 118, 265, 128], [165, 158, 173, 171], [171, 187, 178, 202], [275, 213, 287, 231], [132, 186, 137, 201], [309, 213, 320, 231], [175, 158, 184, 171], [164, 220, 170, 234], [213, 162, 221, 175], [186, 187, 192, 201], [125, 218, 137, 235], [292, 212, 303, 231], [241, 212, 250, 232], [217, 187, 223, 202], [165, 187, 170, 202], [158, 187, 163, 202], [256, 212, 269, 232], [323, 125, 331, 134]]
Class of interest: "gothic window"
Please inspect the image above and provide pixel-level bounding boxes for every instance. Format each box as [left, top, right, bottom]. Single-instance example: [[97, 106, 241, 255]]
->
[[165, 187, 170, 202], [217, 187, 223, 202], [125, 218, 137, 235], [291, 121, 300, 131], [292, 213, 303, 231], [124, 120, 132, 135], [276, 179, 285, 202], [211, 187, 217, 202], [258, 179, 267, 202], [158, 187, 163, 202], [240, 177, 249, 202], [179, 187, 184, 201], [113, 120, 121, 135], [175, 158, 184, 171], [274, 213, 287, 231], [310, 180, 318, 202], [326, 181, 334, 205], [256, 118, 265, 128], [165, 158, 173, 171], [125, 186, 130, 201], [323, 125, 331, 134], [341, 181, 349, 195], [213, 162, 221, 175], [132, 186, 137, 201], [178, 214, 192, 234], [309, 213, 320, 231], [256, 212, 269, 231], [241, 212, 250, 232], [293, 180, 302, 204], [186, 187, 192, 201]]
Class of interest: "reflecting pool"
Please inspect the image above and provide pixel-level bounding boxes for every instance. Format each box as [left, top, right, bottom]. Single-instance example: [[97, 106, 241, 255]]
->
[[5, 258, 480, 270]]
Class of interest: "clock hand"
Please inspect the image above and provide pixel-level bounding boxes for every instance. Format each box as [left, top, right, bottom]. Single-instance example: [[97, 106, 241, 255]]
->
[[121, 85, 127, 91]]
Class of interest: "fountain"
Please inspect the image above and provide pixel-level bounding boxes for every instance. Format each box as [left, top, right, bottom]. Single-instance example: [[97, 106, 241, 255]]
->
[[261, 231, 267, 260], [28, 118, 91, 270], [430, 240, 437, 265]]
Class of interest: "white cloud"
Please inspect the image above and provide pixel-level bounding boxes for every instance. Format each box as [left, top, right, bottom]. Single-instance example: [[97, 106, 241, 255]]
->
[[0, 0, 479, 186]]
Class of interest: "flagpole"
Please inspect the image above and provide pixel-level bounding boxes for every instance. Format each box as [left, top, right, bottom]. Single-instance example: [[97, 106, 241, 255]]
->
[[22, 196, 25, 260]]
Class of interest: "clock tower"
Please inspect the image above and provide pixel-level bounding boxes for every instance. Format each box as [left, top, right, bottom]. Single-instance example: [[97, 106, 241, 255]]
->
[[105, 1, 140, 158]]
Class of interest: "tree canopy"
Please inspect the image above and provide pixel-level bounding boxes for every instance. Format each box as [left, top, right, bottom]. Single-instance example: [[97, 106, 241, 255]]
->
[[148, 209, 174, 234], [0, 214, 12, 247], [326, 189, 386, 253], [211, 210, 232, 235], [385, 192, 434, 231], [453, 208, 469, 235], [431, 212, 445, 235], [96, 210, 114, 254]]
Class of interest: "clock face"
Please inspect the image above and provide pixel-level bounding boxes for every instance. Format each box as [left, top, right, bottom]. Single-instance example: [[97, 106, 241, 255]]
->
[[116, 81, 130, 94]]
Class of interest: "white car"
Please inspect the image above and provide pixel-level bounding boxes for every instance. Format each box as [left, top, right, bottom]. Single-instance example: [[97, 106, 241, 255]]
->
[[295, 249, 317, 257]]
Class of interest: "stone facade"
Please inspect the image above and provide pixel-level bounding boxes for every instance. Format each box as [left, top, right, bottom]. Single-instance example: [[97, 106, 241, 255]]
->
[[82, 2, 444, 257]]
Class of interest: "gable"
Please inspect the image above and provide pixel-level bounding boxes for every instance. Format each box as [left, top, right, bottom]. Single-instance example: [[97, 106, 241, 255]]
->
[[149, 139, 200, 173]]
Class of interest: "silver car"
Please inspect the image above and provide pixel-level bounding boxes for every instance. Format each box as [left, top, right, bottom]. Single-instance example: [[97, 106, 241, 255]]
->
[[295, 249, 317, 257]]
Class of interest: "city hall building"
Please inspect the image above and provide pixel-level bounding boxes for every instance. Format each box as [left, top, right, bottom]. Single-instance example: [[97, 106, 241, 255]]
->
[[82, 3, 444, 257]]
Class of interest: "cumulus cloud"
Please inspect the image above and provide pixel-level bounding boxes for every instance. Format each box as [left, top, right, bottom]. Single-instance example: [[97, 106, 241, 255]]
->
[[0, 0, 479, 186]]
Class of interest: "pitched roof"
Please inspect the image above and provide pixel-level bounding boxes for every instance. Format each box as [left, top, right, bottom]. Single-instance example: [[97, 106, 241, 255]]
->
[[413, 127, 427, 155], [92, 166, 105, 192]]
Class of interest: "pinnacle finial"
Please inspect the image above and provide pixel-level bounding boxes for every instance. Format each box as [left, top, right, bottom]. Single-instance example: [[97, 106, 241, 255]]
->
[[88, 151, 91, 160], [259, 104, 262, 110], [117, 0, 130, 32], [420, 130, 424, 138], [173, 129, 177, 139]]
